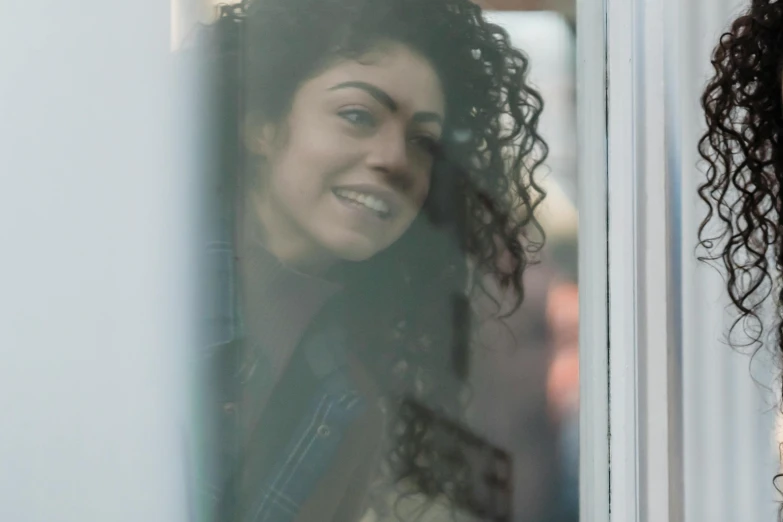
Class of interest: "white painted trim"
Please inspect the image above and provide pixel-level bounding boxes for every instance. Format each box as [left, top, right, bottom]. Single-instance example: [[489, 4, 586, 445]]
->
[[604, 0, 686, 520], [605, 0, 642, 519], [576, 0, 610, 521], [637, 0, 684, 519]]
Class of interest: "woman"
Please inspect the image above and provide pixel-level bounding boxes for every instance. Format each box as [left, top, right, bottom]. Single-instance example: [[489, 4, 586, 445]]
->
[[698, 0, 783, 512], [193, 1, 547, 520]]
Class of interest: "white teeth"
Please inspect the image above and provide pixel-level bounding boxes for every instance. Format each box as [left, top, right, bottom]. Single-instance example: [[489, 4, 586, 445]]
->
[[335, 189, 391, 215]]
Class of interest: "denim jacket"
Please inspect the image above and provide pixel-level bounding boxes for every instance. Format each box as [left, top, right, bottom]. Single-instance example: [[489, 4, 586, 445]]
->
[[238, 324, 368, 522], [195, 241, 375, 522]]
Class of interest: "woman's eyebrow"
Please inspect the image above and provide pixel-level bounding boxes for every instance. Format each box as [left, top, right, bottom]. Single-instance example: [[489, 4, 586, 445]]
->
[[412, 112, 443, 126], [329, 81, 398, 111], [328, 81, 443, 126]]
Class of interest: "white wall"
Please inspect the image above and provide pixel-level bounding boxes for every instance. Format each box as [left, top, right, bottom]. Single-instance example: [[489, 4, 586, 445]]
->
[[0, 2, 195, 521]]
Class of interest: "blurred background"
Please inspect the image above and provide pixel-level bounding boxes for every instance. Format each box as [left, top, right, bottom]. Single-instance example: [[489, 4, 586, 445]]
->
[[467, 8, 579, 522]]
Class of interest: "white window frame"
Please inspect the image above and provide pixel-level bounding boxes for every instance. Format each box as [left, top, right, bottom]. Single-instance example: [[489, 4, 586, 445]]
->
[[579, 0, 684, 521], [581, 1, 779, 521], [576, 0, 610, 520]]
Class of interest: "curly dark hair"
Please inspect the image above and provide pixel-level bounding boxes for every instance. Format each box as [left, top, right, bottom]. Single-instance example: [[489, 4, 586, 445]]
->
[[698, 0, 783, 371], [697, 0, 783, 511], [200, 0, 547, 518]]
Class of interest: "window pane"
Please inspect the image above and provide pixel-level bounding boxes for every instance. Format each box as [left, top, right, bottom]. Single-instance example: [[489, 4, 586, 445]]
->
[[185, 2, 581, 521]]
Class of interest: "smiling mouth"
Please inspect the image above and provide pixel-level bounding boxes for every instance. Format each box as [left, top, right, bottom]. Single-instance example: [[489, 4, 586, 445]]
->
[[333, 188, 393, 220]]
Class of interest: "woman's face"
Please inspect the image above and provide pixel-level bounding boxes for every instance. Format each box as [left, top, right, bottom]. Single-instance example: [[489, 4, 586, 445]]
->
[[250, 42, 446, 270]]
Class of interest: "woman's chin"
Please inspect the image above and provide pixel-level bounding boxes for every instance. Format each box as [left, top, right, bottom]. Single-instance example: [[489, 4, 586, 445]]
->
[[322, 234, 390, 263], [330, 243, 381, 263]]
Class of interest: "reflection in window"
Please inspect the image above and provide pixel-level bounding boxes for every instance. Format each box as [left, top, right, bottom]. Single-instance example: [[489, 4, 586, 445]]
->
[[179, 1, 578, 521]]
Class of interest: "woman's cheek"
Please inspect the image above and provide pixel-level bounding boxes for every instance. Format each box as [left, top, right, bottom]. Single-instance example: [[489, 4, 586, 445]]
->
[[416, 179, 432, 210]]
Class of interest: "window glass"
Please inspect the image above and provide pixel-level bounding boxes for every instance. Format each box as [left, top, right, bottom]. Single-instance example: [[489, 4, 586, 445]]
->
[[182, 2, 580, 521]]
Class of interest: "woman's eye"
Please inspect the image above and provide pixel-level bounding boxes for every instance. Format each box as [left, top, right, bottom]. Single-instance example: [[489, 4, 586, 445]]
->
[[411, 135, 440, 154], [338, 108, 376, 128]]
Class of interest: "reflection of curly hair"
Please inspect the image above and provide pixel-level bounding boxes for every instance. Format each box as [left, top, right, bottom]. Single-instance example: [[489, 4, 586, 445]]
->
[[697, 0, 783, 511], [204, 0, 547, 516]]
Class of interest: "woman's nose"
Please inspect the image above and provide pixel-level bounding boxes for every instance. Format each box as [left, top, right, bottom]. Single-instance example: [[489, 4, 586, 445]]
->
[[365, 127, 410, 182]]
